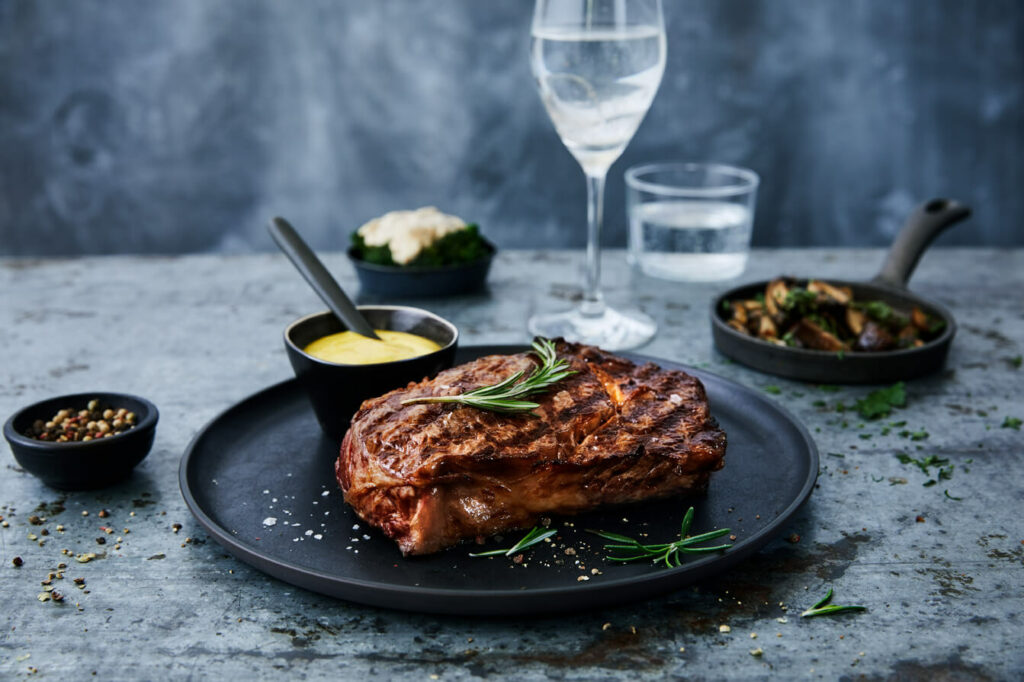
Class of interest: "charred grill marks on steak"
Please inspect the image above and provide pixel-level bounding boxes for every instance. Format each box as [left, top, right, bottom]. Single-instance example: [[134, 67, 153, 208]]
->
[[337, 341, 726, 555]]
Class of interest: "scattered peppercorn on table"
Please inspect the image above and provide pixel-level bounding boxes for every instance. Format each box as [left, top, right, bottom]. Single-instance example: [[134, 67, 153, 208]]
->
[[1, 248, 1021, 679]]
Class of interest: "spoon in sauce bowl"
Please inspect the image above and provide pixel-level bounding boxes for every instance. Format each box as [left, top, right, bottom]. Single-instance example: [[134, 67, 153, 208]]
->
[[268, 217, 381, 340]]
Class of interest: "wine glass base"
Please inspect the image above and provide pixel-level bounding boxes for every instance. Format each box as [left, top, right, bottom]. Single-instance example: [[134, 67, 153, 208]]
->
[[528, 306, 657, 351]]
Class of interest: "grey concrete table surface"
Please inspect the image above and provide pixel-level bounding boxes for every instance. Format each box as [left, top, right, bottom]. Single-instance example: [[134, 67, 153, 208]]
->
[[0, 248, 1021, 680]]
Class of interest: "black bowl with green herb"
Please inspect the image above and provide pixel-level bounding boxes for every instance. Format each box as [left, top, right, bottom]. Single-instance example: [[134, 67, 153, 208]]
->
[[348, 224, 495, 297], [710, 198, 970, 384]]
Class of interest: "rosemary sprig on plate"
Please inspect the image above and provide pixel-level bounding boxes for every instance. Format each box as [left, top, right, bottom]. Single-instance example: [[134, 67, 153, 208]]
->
[[800, 587, 867, 618], [469, 526, 558, 558], [401, 337, 576, 414], [587, 507, 733, 568]]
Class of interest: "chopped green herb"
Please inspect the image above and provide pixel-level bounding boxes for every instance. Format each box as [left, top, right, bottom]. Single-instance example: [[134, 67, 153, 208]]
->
[[1001, 416, 1022, 430], [896, 453, 950, 476], [782, 288, 819, 314], [836, 350, 846, 360], [818, 385, 841, 393], [800, 587, 866, 619], [944, 490, 963, 501], [855, 382, 906, 420], [721, 299, 731, 312], [762, 385, 782, 395], [909, 430, 929, 441], [827, 452, 846, 459], [923, 479, 937, 488], [880, 427, 891, 436], [858, 433, 873, 440], [859, 300, 893, 322], [812, 400, 827, 408], [889, 420, 907, 427], [1010, 355, 1022, 369]]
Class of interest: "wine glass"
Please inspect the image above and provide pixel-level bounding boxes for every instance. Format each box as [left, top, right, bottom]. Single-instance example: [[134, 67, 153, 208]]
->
[[529, 0, 666, 350]]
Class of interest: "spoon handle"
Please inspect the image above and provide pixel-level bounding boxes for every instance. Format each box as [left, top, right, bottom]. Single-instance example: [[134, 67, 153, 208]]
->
[[268, 217, 381, 340]]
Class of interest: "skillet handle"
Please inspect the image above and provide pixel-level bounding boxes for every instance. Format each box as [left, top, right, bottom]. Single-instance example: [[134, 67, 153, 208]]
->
[[872, 198, 971, 289]]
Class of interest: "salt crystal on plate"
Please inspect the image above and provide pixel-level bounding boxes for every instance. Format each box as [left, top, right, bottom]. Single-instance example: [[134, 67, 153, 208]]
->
[[262, 517, 277, 527]]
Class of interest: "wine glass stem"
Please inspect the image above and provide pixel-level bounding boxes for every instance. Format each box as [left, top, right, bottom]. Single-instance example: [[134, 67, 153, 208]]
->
[[582, 170, 607, 317]]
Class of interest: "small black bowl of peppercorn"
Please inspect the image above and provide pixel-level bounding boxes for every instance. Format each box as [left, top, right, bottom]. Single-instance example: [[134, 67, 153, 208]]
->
[[3, 392, 158, 490]]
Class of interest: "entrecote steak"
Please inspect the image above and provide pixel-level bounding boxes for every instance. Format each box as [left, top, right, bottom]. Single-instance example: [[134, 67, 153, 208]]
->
[[336, 341, 726, 555]]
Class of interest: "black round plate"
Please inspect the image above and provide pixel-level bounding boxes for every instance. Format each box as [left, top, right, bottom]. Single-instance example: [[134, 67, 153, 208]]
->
[[179, 346, 818, 616]]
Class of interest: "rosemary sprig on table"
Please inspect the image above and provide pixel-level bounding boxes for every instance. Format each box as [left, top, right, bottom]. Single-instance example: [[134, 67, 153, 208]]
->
[[468, 526, 558, 558], [587, 507, 733, 568], [800, 587, 867, 618], [401, 337, 576, 414]]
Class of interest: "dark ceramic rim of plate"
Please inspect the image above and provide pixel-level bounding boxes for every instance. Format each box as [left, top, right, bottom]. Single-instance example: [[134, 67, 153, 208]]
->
[[4, 391, 159, 453], [179, 346, 819, 613], [346, 240, 496, 273], [710, 278, 955, 360]]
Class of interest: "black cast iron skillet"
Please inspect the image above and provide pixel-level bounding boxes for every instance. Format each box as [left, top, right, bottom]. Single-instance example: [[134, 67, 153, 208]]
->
[[711, 198, 971, 384]]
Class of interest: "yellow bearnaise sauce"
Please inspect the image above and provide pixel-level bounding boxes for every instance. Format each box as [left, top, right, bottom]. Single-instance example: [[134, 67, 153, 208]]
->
[[304, 330, 441, 365]]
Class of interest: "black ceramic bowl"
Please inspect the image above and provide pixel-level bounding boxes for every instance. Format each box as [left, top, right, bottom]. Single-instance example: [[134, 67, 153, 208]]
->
[[284, 306, 459, 441], [3, 392, 158, 490], [347, 242, 495, 297]]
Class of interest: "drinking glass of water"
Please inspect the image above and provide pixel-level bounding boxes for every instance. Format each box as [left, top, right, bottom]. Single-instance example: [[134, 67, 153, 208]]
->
[[625, 162, 759, 281], [529, 0, 666, 350]]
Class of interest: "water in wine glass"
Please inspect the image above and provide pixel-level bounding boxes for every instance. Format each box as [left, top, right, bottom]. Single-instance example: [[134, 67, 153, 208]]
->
[[530, 25, 665, 174]]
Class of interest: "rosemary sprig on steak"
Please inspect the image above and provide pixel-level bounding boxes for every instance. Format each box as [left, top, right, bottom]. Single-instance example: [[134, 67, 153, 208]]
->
[[587, 507, 732, 568], [400, 337, 576, 414], [468, 525, 558, 558], [800, 587, 867, 618]]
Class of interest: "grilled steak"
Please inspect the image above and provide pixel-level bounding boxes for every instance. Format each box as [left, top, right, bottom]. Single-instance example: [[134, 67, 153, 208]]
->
[[337, 341, 726, 555]]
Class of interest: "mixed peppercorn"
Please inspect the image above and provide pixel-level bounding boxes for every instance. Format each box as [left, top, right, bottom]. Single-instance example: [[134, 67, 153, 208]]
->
[[25, 399, 137, 443]]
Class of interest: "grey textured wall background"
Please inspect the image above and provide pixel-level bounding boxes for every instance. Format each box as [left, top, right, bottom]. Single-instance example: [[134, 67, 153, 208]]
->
[[1, 0, 1021, 256]]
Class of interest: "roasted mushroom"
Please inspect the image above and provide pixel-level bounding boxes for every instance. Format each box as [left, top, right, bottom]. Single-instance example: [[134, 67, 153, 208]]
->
[[808, 280, 852, 304], [845, 307, 867, 335], [911, 307, 930, 331], [765, 279, 789, 316], [793, 319, 845, 351], [856, 321, 896, 352]]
